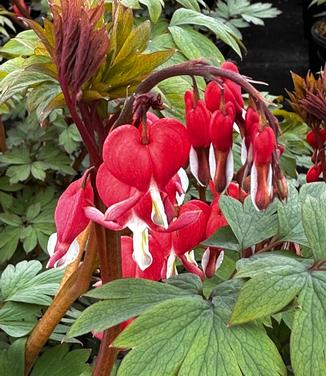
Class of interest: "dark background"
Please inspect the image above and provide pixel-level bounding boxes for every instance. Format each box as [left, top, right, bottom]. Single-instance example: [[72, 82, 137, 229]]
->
[[230, 0, 323, 95]]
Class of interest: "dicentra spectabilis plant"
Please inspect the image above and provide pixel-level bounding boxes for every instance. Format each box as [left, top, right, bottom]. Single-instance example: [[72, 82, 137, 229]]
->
[[2, 1, 326, 375]]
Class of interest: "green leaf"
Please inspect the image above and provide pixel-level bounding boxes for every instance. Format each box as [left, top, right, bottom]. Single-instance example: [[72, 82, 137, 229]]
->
[[0, 338, 26, 376], [219, 196, 278, 250], [0, 30, 39, 57], [0, 227, 21, 263], [68, 278, 194, 337], [6, 164, 31, 183], [276, 182, 308, 246], [302, 194, 326, 261], [58, 124, 82, 154], [26, 203, 41, 221], [0, 260, 63, 305], [0, 212, 22, 226], [30, 344, 91, 376], [114, 280, 286, 376], [31, 161, 47, 181], [0, 302, 39, 337], [176, 0, 200, 11], [164, 273, 203, 294], [170, 8, 241, 56], [169, 26, 224, 65], [291, 272, 326, 376], [22, 227, 38, 253], [203, 225, 240, 251], [299, 182, 326, 203], [230, 254, 307, 325], [139, 0, 162, 23]]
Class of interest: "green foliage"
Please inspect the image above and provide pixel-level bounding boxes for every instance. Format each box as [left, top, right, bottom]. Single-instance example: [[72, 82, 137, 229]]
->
[[0, 338, 25, 376], [230, 254, 326, 376], [0, 112, 81, 262], [218, 195, 279, 251], [0, 8, 15, 41], [0, 260, 63, 337], [71, 276, 286, 376], [30, 344, 91, 376], [208, 0, 281, 38]]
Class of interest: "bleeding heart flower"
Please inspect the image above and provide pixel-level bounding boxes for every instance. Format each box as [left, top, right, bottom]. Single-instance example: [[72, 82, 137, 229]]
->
[[87, 165, 196, 271], [102, 118, 190, 192], [185, 90, 212, 186], [202, 197, 227, 278], [241, 107, 259, 164], [306, 163, 322, 182], [121, 235, 167, 280], [226, 182, 248, 202], [151, 200, 210, 279], [306, 129, 326, 148], [47, 172, 94, 268], [251, 127, 276, 210], [47, 233, 80, 268], [204, 62, 243, 115], [209, 102, 235, 192]]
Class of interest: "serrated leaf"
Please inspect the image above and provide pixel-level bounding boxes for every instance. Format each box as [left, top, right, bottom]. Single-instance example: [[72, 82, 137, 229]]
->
[[30, 344, 91, 376], [291, 271, 326, 376], [6, 164, 31, 183], [0, 260, 63, 305], [302, 194, 326, 261], [276, 182, 308, 246], [114, 280, 286, 376], [230, 254, 307, 325], [69, 278, 194, 337], [219, 196, 278, 250], [31, 162, 47, 181]]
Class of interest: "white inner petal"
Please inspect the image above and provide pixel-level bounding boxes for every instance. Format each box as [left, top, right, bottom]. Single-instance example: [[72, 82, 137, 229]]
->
[[47, 232, 57, 257], [150, 182, 168, 229], [129, 218, 152, 271], [189, 146, 204, 186], [166, 250, 177, 279], [201, 248, 210, 273], [225, 149, 234, 190], [250, 163, 260, 211], [176, 168, 189, 205], [209, 143, 216, 180]]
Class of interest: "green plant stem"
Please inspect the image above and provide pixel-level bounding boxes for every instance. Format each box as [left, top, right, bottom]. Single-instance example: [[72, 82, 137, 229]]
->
[[24, 225, 98, 374]]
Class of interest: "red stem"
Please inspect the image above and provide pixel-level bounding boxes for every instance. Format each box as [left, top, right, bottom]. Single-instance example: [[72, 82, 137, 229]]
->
[[61, 83, 101, 166], [114, 60, 278, 135]]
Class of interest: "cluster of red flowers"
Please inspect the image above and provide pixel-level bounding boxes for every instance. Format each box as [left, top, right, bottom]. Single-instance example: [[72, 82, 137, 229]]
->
[[306, 129, 326, 182], [47, 62, 280, 283]]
